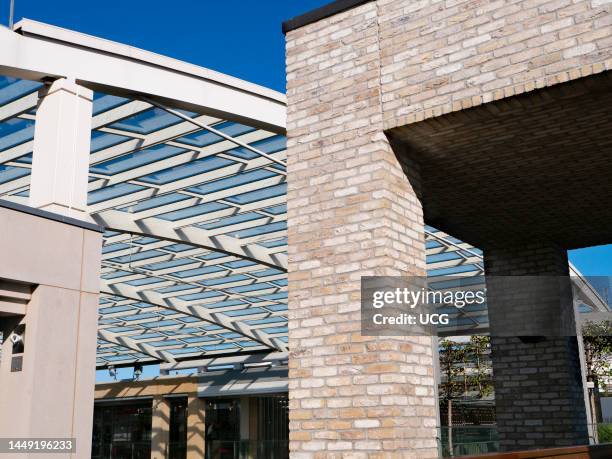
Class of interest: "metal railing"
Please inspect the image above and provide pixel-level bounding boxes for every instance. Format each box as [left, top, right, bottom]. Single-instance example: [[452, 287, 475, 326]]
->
[[91, 440, 151, 459], [437, 426, 499, 457], [206, 440, 288, 459], [438, 423, 612, 457]]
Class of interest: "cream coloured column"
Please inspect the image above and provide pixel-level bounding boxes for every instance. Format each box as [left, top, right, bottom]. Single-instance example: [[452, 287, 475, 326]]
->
[[0, 204, 102, 459], [186, 396, 206, 459], [29, 78, 93, 220], [0, 76, 99, 459]]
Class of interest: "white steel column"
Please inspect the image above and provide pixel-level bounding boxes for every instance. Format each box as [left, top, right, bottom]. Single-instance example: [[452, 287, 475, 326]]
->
[[29, 78, 93, 220]]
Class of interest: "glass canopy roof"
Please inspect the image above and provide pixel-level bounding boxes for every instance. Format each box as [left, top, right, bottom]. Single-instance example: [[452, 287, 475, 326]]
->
[[0, 76, 288, 366], [0, 76, 606, 367]]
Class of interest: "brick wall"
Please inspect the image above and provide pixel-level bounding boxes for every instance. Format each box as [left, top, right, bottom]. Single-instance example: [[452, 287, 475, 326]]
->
[[285, 0, 610, 455], [286, 2, 438, 457], [489, 337, 587, 449], [484, 243, 588, 450], [377, 0, 612, 128]]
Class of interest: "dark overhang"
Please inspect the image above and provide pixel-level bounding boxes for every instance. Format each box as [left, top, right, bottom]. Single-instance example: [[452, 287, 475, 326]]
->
[[282, 0, 374, 34]]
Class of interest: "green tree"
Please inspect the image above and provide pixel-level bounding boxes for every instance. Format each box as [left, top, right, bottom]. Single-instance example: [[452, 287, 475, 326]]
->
[[467, 335, 493, 400], [583, 320, 612, 427], [439, 338, 467, 456]]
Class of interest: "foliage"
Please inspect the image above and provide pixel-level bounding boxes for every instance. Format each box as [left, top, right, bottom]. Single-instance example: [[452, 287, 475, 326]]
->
[[583, 320, 612, 391], [439, 336, 493, 401], [439, 336, 494, 456], [597, 423, 612, 443], [439, 339, 467, 402], [468, 336, 493, 399]]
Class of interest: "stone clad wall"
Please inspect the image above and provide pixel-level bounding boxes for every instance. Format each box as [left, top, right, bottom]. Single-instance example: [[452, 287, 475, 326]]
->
[[286, 2, 438, 457]]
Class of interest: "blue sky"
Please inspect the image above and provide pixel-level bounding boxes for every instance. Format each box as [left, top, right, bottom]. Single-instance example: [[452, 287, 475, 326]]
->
[[7, 0, 608, 380], [2, 0, 330, 93], [569, 245, 612, 276], [5, 0, 609, 275]]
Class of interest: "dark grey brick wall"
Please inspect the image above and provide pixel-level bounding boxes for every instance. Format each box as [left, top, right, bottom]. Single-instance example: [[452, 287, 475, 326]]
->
[[484, 242, 588, 451]]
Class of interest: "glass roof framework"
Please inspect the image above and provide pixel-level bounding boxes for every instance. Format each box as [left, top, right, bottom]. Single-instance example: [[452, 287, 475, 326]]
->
[[0, 76, 607, 367], [0, 76, 289, 366]]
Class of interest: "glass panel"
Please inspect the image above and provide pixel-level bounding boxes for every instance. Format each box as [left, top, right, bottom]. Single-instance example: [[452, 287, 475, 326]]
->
[[175, 121, 256, 148], [229, 221, 286, 239], [186, 169, 277, 197], [93, 93, 130, 116], [226, 135, 286, 161], [109, 107, 190, 135], [159, 202, 229, 222], [123, 193, 190, 213], [225, 184, 286, 205], [138, 156, 235, 185], [205, 399, 240, 459], [0, 76, 41, 105], [88, 183, 146, 205], [90, 130, 131, 153], [172, 265, 225, 279], [108, 249, 166, 264], [199, 212, 262, 230], [91, 401, 152, 459], [262, 204, 286, 215], [0, 165, 29, 184], [168, 397, 187, 459], [15, 153, 33, 164], [91, 144, 187, 175], [0, 118, 34, 151]]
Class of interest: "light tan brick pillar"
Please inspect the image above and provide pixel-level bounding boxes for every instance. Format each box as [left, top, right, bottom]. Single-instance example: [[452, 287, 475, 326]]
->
[[186, 396, 205, 459], [286, 2, 438, 457], [151, 395, 170, 459]]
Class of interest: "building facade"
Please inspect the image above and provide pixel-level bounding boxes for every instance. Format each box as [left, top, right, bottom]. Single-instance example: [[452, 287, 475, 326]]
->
[[0, 2, 610, 458], [284, 0, 611, 456], [93, 367, 289, 459]]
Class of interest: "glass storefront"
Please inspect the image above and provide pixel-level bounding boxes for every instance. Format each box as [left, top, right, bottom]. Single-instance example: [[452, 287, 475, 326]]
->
[[205, 399, 240, 459], [256, 395, 289, 459], [204, 395, 288, 459], [91, 394, 289, 459], [168, 397, 187, 459], [92, 401, 152, 459]]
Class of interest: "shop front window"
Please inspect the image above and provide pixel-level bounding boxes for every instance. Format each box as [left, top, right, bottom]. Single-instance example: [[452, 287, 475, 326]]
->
[[168, 397, 187, 459], [205, 398, 240, 459], [256, 395, 289, 459], [92, 401, 152, 459]]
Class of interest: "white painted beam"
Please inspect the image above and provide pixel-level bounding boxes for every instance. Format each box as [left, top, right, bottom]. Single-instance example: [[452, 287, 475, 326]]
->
[[100, 279, 286, 352], [98, 329, 176, 363], [92, 209, 288, 271], [0, 21, 286, 133], [160, 351, 288, 372]]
